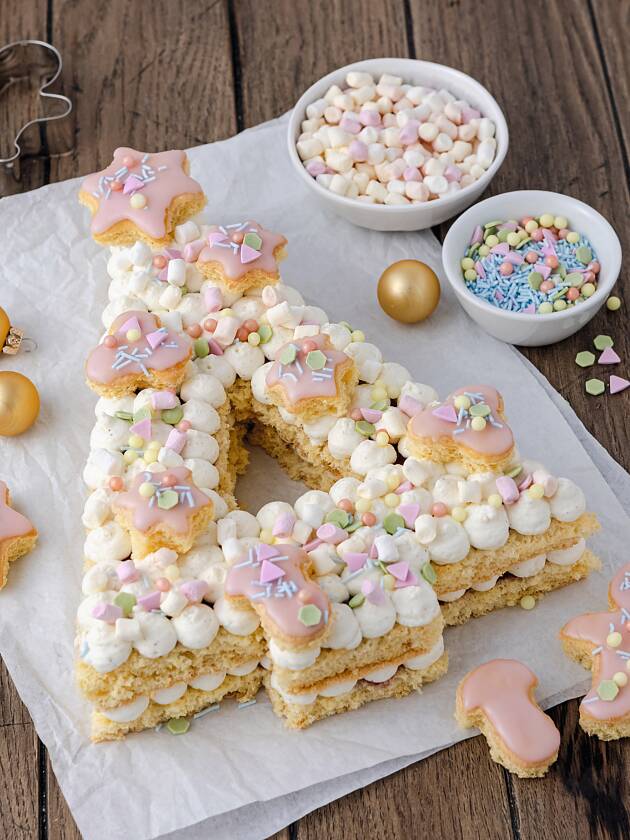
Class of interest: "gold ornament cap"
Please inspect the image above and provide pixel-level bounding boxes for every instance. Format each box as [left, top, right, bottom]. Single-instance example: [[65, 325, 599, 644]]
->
[[377, 260, 441, 324], [0, 307, 25, 355], [0, 371, 40, 436]]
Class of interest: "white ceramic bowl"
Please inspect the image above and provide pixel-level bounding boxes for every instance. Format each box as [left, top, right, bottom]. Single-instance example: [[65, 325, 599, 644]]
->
[[287, 58, 509, 231], [442, 190, 622, 346]]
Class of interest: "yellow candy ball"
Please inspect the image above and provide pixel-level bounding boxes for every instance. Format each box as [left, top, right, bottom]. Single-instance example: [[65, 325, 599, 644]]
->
[[165, 564, 180, 582], [488, 494, 503, 508], [582, 283, 596, 298], [453, 395, 471, 411], [520, 595, 536, 610], [607, 631, 622, 648], [613, 671, 628, 687], [485, 234, 499, 247], [248, 332, 261, 346], [607, 296, 621, 311], [451, 506, 467, 522], [143, 450, 158, 464], [123, 449, 138, 464], [129, 193, 147, 209], [377, 260, 440, 324], [371, 386, 388, 402], [471, 416, 486, 432], [566, 231, 580, 244], [355, 498, 371, 514], [525, 219, 538, 233], [128, 433, 144, 449], [139, 481, 156, 498], [147, 440, 161, 450], [351, 329, 365, 343], [507, 232, 520, 247], [375, 431, 390, 447], [384, 493, 399, 508], [554, 216, 568, 230], [539, 213, 554, 228], [527, 483, 545, 499], [220, 308, 234, 318], [260, 529, 274, 544], [126, 328, 141, 342], [386, 473, 400, 491]]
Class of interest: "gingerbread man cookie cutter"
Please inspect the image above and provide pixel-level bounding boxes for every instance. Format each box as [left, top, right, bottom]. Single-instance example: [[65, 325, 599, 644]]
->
[[0, 40, 72, 169]]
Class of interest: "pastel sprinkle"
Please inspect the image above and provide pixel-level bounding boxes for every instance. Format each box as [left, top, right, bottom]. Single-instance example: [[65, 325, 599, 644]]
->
[[519, 595, 536, 610], [610, 375, 630, 395], [298, 604, 322, 626], [306, 350, 326, 370], [596, 680, 619, 702], [593, 334, 614, 350], [585, 378, 605, 396], [575, 351, 595, 368], [432, 404, 458, 423], [598, 347, 620, 365], [166, 718, 190, 735]]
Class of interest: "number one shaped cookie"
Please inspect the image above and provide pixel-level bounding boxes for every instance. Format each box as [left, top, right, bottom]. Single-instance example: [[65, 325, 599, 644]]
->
[[560, 562, 630, 740], [455, 659, 560, 777]]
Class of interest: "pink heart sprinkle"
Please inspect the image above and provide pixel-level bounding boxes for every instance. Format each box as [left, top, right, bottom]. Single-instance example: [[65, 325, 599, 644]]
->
[[118, 315, 141, 336], [397, 504, 420, 529], [122, 175, 144, 195], [360, 408, 382, 423], [344, 552, 368, 572], [146, 329, 167, 350], [130, 418, 152, 440]]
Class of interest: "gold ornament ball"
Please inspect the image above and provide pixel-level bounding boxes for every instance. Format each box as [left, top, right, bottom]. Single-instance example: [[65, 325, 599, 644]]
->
[[0, 372, 40, 436], [377, 259, 441, 324], [0, 307, 10, 347]]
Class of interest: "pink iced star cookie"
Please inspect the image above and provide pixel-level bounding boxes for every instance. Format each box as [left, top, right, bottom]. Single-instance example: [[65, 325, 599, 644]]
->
[[79, 148, 206, 247], [265, 334, 357, 421], [406, 385, 515, 472], [85, 311, 192, 398], [0, 481, 37, 589], [560, 562, 630, 740], [112, 467, 213, 557], [225, 542, 329, 648], [190, 221, 287, 292]]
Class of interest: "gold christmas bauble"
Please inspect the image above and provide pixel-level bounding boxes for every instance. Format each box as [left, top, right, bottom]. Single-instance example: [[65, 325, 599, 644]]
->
[[377, 259, 440, 324], [0, 372, 40, 436], [0, 307, 10, 347]]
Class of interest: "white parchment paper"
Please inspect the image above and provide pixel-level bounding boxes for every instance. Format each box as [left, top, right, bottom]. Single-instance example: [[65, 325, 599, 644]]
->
[[1, 114, 629, 840]]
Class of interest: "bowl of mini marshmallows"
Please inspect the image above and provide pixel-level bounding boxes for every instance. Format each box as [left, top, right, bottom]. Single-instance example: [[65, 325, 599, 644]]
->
[[288, 58, 509, 230], [442, 190, 622, 346]]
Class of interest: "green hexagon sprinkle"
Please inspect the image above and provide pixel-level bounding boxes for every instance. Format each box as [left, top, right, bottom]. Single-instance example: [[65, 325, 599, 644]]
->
[[575, 351, 595, 368], [161, 406, 184, 425], [469, 403, 491, 417], [298, 604, 322, 626], [384, 513, 405, 535], [576, 246, 592, 265], [257, 324, 273, 344], [158, 489, 179, 510], [115, 410, 134, 421], [505, 465, 522, 479], [306, 350, 326, 370], [348, 593, 365, 608], [166, 718, 190, 735], [194, 338, 210, 358], [278, 343, 297, 365], [528, 272, 543, 291], [585, 378, 605, 396], [325, 509, 351, 528], [243, 231, 262, 251], [114, 592, 136, 617], [421, 562, 437, 585], [594, 335, 614, 350], [597, 679, 619, 701], [355, 420, 375, 437]]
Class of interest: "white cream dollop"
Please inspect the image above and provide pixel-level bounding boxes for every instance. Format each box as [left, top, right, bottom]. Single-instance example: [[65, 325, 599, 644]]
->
[[268, 638, 320, 670], [463, 504, 510, 550], [323, 603, 362, 649], [353, 595, 396, 638], [99, 695, 149, 723], [507, 493, 551, 535], [328, 417, 364, 459], [84, 522, 131, 564], [214, 596, 260, 635], [133, 612, 177, 659], [350, 439, 397, 476], [404, 636, 445, 670], [549, 478, 586, 522], [390, 581, 440, 626], [427, 516, 470, 564], [547, 538, 586, 566], [172, 604, 219, 649]]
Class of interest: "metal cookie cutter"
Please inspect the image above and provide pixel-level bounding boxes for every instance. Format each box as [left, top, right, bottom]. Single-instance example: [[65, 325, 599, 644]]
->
[[0, 39, 72, 169]]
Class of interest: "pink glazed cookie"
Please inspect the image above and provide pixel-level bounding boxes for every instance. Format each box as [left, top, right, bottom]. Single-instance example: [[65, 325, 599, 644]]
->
[[560, 562, 630, 740], [85, 311, 192, 398], [192, 221, 287, 292], [455, 658, 560, 777], [406, 385, 515, 472], [0, 481, 37, 589], [79, 148, 206, 247]]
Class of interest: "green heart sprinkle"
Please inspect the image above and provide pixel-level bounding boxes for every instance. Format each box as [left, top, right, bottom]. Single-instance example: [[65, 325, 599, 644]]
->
[[585, 378, 605, 396], [593, 334, 613, 350], [576, 246, 592, 264], [505, 465, 522, 479], [243, 231, 262, 251], [114, 592, 136, 617], [194, 338, 210, 358], [346, 519, 362, 533], [566, 271, 583, 287], [325, 509, 351, 528], [133, 406, 152, 422], [355, 420, 375, 437], [421, 562, 437, 585], [370, 399, 390, 411], [257, 324, 273, 344], [383, 513, 405, 535], [278, 344, 297, 365], [575, 351, 595, 368], [349, 593, 365, 608], [306, 350, 326, 370], [115, 410, 134, 421], [515, 236, 531, 249], [484, 220, 503, 229], [298, 604, 322, 626], [528, 272, 543, 291], [158, 489, 179, 510], [161, 406, 183, 425], [469, 403, 491, 417], [597, 679, 619, 701], [166, 718, 190, 735]]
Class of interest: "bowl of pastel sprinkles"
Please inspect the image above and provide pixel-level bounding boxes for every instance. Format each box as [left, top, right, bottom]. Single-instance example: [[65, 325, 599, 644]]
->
[[442, 191, 622, 346]]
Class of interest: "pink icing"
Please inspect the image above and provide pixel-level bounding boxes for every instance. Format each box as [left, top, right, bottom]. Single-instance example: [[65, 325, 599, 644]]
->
[[197, 221, 286, 280], [266, 334, 350, 405], [80, 148, 203, 239], [86, 311, 191, 384], [0, 482, 34, 541], [409, 385, 514, 458], [562, 562, 630, 721], [113, 468, 210, 534], [225, 543, 329, 640], [461, 659, 560, 764]]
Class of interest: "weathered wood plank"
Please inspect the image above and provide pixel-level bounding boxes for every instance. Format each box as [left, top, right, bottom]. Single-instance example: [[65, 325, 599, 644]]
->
[[0, 715, 39, 839], [47, 754, 82, 840]]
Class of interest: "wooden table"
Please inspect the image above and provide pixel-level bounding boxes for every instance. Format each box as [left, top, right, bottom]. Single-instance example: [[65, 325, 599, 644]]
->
[[1, 1, 628, 837]]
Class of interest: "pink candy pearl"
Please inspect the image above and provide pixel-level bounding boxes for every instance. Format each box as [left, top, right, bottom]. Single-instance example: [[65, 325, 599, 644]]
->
[[122, 155, 136, 168], [544, 255, 559, 269], [558, 228, 569, 239], [348, 140, 368, 162], [499, 262, 513, 277], [153, 255, 167, 269], [231, 232, 244, 244], [350, 408, 362, 421], [582, 271, 595, 284], [403, 167, 421, 182], [531, 229, 544, 242], [525, 251, 539, 264], [155, 578, 171, 592], [177, 419, 191, 432], [161, 473, 177, 488], [539, 280, 555, 293], [567, 287, 580, 301], [431, 502, 448, 518], [302, 339, 317, 353], [104, 335, 117, 348], [589, 261, 601, 274]]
